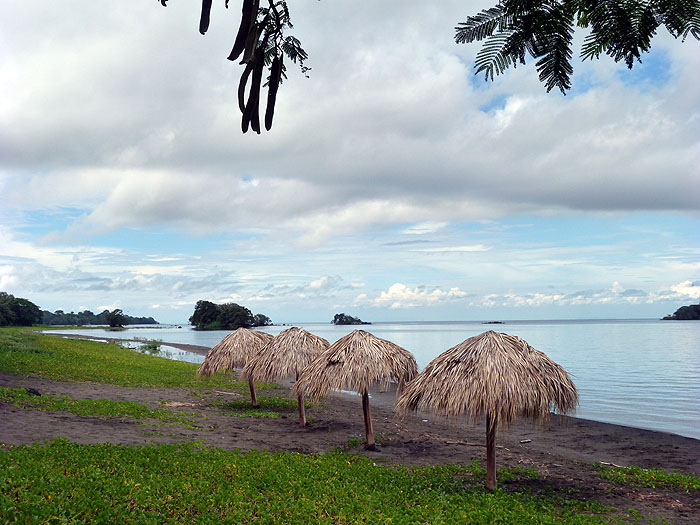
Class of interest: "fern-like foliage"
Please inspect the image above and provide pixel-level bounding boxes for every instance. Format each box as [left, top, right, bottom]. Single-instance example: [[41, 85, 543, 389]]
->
[[461, 2, 577, 93], [581, 0, 657, 68], [657, 0, 700, 40], [457, 0, 700, 93], [533, 3, 576, 92], [456, 6, 511, 44]]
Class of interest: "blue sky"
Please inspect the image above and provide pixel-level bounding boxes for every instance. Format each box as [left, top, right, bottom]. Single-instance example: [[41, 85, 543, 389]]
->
[[1, 1, 698, 324]]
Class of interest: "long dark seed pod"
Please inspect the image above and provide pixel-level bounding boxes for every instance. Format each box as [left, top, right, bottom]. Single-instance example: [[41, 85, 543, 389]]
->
[[241, 14, 268, 65], [242, 50, 262, 133], [264, 55, 282, 131], [248, 49, 265, 133], [241, 22, 259, 64], [228, 0, 257, 62], [238, 61, 255, 114], [243, 32, 268, 134], [241, 111, 251, 134], [241, 58, 255, 133], [199, 0, 213, 35]]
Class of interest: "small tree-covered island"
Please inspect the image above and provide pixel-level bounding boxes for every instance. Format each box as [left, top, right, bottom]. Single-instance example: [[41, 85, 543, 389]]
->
[[189, 300, 272, 330], [662, 304, 700, 320], [332, 313, 370, 325]]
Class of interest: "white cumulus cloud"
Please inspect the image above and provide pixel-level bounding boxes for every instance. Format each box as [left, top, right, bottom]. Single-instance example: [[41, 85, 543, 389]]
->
[[670, 280, 700, 299], [357, 283, 468, 309]]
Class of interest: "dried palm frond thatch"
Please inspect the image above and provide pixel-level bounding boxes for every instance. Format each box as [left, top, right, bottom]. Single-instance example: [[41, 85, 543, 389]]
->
[[293, 329, 418, 449], [197, 327, 274, 407], [242, 327, 330, 426], [396, 330, 578, 489]]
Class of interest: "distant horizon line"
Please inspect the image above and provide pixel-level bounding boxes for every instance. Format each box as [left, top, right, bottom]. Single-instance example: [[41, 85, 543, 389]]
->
[[150, 316, 671, 327]]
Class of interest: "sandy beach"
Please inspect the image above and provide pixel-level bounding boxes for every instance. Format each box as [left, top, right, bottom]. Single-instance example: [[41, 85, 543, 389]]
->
[[2, 334, 699, 523]]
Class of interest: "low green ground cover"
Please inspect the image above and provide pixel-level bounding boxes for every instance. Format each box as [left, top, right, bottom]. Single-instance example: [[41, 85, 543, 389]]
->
[[0, 387, 200, 428], [222, 408, 281, 419], [0, 439, 611, 524], [1, 385, 311, 425], [598, 463, 700, 493], [209, 395, 309, 411], [206, 395, 310, 419], [0, 327, 248, 390]]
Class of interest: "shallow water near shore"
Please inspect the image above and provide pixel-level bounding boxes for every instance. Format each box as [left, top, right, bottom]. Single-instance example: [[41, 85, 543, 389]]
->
[[45, 318, 700, 440]]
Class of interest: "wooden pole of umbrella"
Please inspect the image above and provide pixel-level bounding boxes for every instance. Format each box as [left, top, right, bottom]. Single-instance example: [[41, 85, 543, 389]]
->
[[296, 373, 307, 427], [248, 376, 259, 408], [485, 413, 497, 490], [362, 390, 375, 450], [297, 393, 306, 426]]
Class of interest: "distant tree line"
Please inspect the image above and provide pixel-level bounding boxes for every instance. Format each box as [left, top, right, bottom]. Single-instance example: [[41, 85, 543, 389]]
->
[[0, 291, 160, 327], [0, 292, 43, 326], [663, 304, 700, 321], [189, 300, 272, 331], [41, 309, 158, 326]]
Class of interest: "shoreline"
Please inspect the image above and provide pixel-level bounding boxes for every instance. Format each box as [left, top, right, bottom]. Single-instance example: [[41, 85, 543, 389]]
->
[[44, 331, 700, 447], [43, 332, 212, 356]]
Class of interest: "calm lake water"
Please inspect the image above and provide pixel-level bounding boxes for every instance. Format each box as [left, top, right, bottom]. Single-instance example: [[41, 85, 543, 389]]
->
[[45, 319, 700, 440]]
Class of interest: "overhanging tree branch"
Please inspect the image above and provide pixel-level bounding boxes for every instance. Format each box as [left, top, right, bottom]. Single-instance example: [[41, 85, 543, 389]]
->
[[158, 1, 700, 132], [459, 0, 700, 91]]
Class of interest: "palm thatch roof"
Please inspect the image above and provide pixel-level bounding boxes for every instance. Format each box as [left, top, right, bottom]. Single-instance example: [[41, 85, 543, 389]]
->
[[293, 329, 418, 399], [241, 327, 330, 383], [197, 328, 274, 377], [396, 330, 578, 425], [293, 329, 417, 447]]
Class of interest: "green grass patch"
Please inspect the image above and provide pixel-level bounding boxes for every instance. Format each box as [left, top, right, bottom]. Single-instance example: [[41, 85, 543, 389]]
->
[[0, 387, 199, 428], [598, 463, 700, 492], [0, 439, 617, 523], [209, 395, 309, 411], [0, 327, 246, 389], [461, 459, 540, 484], [207, 395, 309, 419], [225, 409, 281, 419]]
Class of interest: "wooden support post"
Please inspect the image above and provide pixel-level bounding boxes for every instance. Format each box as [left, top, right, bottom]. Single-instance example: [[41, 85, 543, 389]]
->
[[486, 412, 497, 490], [362, 391, 375, 450], [295, 373, 306, 426], [248, 377, 259, 408], [298, 394, 307, 426]]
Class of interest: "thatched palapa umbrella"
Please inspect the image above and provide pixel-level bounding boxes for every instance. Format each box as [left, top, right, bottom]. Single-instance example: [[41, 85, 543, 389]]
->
[[242, 327, 330, 426], [396, 330, 578, 490], [197, 327, 273, 407], [293, 330, 418, 449]]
